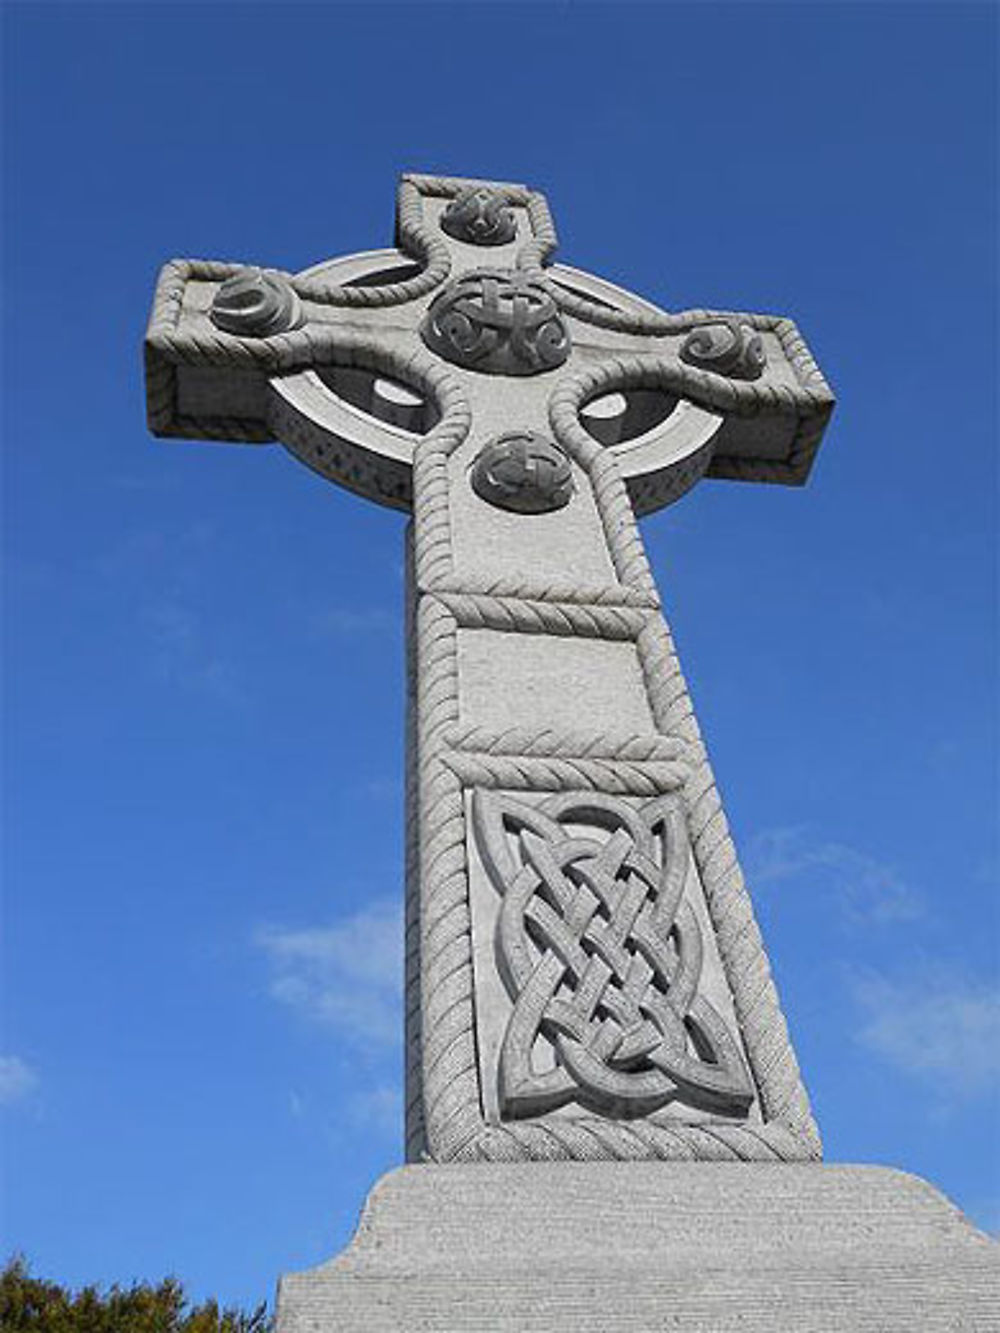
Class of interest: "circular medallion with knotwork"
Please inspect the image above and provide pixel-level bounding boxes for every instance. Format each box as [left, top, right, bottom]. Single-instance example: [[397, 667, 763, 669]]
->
[[420, 268, 570, 375], [471, 433, 574, 514], [440, 186, 517, 246]]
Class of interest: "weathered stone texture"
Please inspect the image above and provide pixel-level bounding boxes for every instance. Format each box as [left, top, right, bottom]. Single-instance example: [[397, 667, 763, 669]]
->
[[276, 1163, 1000, 1332]]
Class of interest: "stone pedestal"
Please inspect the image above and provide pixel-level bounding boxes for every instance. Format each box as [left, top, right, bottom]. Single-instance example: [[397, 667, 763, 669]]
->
[[275, 1162, 999, 1332]]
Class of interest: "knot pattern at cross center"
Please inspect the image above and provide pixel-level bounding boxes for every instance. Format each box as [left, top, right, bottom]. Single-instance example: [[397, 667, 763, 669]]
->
[[420, 268, 570, 375]]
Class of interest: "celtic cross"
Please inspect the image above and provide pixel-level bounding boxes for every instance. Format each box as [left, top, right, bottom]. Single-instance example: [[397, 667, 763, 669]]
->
[[145, 173, 834, 1164]]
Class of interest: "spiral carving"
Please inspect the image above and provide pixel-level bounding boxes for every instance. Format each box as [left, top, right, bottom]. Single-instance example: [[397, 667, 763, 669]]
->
[[680, 318, 766, 380], [209, 268, 301, 337]]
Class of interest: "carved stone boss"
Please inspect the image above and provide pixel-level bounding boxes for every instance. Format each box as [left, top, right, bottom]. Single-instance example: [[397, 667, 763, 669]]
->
[[145, 174, 834, 1165]]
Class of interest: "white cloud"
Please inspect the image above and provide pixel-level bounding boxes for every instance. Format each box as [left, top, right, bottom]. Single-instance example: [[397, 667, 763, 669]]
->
[[746, 825, 923, 924], [141, 600, 244, 703], [97, 521, 214, 574], [312, 607, 396, 637], [257, 900, 403, 1049], [849, 965, 1000, 1096], [347, 1082, 402, 1135], [0, 1055, 38, 1106]]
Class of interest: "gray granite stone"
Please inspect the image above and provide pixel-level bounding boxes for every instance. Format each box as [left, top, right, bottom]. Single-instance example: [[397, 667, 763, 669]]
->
[[276, 1163, 1000, 1332], [146, 172, 836, 1165]]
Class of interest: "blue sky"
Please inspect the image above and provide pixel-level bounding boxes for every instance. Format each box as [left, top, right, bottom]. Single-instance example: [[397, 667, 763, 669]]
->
[[3, 0, 997, 1313]]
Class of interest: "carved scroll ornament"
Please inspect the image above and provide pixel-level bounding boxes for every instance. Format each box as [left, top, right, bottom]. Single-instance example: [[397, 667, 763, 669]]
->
[[209, 268, 301, 337], [680, 317, 766, 380]]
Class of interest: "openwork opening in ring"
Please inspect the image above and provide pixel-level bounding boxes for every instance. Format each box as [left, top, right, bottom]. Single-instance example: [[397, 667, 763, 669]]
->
[[580, 387, 681, 449], [343, 261, 425, 289], [314, 364, 441, 437]]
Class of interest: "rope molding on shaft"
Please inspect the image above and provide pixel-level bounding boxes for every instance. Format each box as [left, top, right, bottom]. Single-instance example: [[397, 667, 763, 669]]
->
[[435, 592, 650, 640], [441, 752, 689, 799], [445, 725, 687, 763]]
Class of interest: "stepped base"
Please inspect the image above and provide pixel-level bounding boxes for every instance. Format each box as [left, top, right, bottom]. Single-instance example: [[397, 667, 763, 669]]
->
[[276, 1162, 999, 1332]]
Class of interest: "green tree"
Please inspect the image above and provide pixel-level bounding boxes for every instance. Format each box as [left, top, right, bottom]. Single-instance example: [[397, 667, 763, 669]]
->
[[1, 1257, 273, 1332]]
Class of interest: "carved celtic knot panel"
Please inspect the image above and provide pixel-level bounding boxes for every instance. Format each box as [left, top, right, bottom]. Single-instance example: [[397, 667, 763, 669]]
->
[[420, 268, 571, 375], [473, 791, 753, 1121], [440, 186, 517, 246]]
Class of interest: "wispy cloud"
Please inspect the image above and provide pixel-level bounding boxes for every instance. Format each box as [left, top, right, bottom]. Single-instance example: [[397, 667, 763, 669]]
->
[[282, 1080, 402, 1143], [95, 522, 214, 582], [347, 1082, 402, 1135], [745, 825, 923, 924], [312, 607, 397, 637], [257, 900, 403, 1050], [140, 600, 245, 703], [93, 524, 245, 704], [0, 1055, 38, 1106], [849, 964, 1000, 1098]]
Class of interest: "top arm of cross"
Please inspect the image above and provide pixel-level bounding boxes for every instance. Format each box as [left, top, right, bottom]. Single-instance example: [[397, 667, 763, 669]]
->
[[145, 173, 833, 515]]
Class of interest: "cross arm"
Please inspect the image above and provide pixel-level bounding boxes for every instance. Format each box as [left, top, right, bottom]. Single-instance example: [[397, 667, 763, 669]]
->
[[546, 264, 835, 502], [143, 173, 557, 448], [143, 254, 433, 445], [143, 180, 449, 444]]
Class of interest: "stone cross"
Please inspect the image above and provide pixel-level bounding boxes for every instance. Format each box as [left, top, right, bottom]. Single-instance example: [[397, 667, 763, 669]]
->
[[146, 173, 834, 1166]]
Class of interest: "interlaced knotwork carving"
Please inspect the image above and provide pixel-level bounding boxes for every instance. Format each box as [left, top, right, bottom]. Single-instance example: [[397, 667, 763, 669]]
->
[[420, 269, 571, 375], [474, 791, 754, 1121], [441, 186, 517, 246]]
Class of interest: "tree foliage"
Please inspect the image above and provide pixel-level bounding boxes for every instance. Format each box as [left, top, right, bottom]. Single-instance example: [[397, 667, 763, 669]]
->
[[1, 1258, 273, 1332]]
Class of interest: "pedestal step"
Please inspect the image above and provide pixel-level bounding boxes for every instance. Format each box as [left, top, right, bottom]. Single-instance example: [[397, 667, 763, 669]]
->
[[276, 1162, 999, 1332]]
